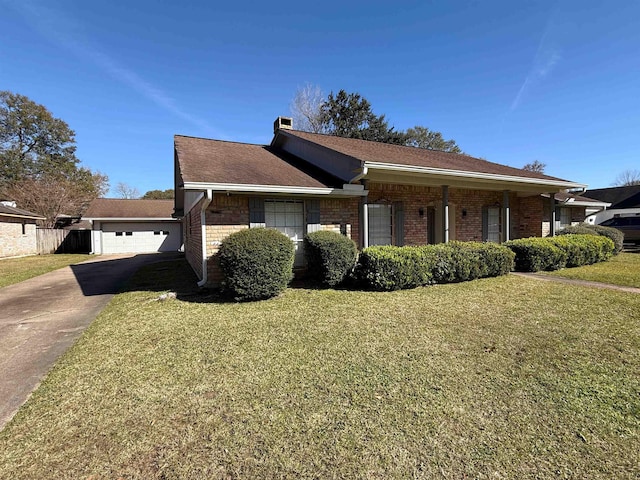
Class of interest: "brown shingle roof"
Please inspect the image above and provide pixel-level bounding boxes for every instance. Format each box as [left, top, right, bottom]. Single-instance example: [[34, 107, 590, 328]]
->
[[284, 130, 571, 182], [553, 192, 609, 204], [84, 199, 175, 219], [175, 135, 342, 188], [0, 203, 44, 220]]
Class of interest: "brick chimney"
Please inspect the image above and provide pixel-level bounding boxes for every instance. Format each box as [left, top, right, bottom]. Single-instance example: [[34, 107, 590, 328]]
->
[[273, 116, 293, 133]]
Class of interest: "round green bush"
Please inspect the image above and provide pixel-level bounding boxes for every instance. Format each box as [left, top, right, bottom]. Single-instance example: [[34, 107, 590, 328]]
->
[[218, 228, 294, 301], [304, 230, 357, 287]]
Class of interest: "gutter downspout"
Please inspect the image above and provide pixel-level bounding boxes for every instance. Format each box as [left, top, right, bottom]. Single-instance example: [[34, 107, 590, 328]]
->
[[197, 189, 213, 287], [350, 165, 368, 184]]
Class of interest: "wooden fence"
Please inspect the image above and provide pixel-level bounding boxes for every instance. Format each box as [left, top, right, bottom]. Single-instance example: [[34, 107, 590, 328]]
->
[[37, 229, 91, 254]]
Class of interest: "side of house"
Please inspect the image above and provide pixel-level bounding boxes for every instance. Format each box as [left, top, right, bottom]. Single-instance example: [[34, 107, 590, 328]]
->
[[0, 202, 45, 258]]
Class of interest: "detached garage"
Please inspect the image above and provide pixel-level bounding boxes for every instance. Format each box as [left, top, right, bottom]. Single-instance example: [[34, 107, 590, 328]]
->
[[85, 199, 181, 254]]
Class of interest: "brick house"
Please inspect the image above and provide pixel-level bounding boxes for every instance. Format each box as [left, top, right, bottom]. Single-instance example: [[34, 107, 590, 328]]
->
[[0, 201, 45, 258], [174, 117, 596, 286]]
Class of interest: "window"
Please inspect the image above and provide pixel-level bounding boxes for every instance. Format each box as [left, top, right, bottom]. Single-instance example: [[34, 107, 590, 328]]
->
[[115, 232, 123, 237], [559, 207, 571, 227], [486, 207, 501, 243], [264, 200, 305, 266], [21, 222, 26, 235], [368, 204, 393, 246], [125, 232, 133, 236], [154, 231, 161, 235]]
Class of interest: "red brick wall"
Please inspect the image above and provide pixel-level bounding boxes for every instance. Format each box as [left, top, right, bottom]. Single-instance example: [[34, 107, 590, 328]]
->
[[367, 183, 510, 244], [516, 195, 544, 238], [192, 194, 361, 286], [184, 187, 554, 285]]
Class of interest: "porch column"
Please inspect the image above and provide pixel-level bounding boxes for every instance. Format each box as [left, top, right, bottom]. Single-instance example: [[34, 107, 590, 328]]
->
[[361, 180, 369, 248], [503, 190, 510, 242], [442, 185, 449, 243], [549, 193, 556, 237]]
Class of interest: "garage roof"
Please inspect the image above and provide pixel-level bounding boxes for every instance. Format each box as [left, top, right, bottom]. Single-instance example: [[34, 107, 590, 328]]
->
[[84, 199, 177, 220]]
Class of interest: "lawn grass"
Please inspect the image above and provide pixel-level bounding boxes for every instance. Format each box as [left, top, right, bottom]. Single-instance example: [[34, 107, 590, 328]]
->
[[546, 252, 640, 288], [0, 259, 638, 478], [0, 254, 92, 288]]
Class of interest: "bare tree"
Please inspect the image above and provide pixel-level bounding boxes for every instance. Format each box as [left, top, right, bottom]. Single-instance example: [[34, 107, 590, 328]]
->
[[4, 174, 108, 228], [612, 169, 640, 186], [522, 160, 546, 174], [115, 182, 140, 199], [289, 83, 325, 133]]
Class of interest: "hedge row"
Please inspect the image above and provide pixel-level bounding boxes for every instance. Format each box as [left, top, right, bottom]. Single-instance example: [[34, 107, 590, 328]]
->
[[557, 223, 624, 254], [504, 234, 614, 272], [353, 241, 515, 291]]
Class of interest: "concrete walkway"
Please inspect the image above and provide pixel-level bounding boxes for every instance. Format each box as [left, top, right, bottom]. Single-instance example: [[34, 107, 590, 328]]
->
[[511, 271, 640, 294], [0, 253, 179, 430]]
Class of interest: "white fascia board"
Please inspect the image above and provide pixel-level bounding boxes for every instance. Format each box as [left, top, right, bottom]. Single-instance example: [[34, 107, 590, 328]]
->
[[182, 182, 368, 197], [83, 217, 179, 221], [0, 213, 45, 220], [564, 201, 611, 207], [364, 162, 587, 190]]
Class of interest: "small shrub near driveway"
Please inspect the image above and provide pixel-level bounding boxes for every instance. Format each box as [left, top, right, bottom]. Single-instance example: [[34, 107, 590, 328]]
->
[[303, 230, 358, 287], [354, 241, 514, 291], [218, 228, 294, 301]]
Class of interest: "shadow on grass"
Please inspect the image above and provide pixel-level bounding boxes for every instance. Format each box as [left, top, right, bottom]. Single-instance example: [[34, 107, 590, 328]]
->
[[120, 257, 365, 304], [69, 253, 185, 296]]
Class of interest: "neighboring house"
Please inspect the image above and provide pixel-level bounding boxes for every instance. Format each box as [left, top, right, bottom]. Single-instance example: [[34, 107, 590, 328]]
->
[[0, 201, 45, 258], [583, 185, 640, 224], [547, 192, 610, 235], [174, 117, 593, 286], [84, 198, 182, 254]]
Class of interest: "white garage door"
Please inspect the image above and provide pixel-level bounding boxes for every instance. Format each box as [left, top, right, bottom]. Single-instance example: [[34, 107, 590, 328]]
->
[[101, 222, 181, 253]]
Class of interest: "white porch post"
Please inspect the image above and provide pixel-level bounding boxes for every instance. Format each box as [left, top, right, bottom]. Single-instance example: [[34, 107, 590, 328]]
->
[[549, 193, 556, 237], [361, 180, 369, 248], [442, 185, 449, 243], [503, 190, 510, 242]]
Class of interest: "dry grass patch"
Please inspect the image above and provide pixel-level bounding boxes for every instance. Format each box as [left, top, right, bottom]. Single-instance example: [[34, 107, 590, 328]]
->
[[546, 252, 640, 288], [0, 254, 91, 288], [0, 259, 638, 478]]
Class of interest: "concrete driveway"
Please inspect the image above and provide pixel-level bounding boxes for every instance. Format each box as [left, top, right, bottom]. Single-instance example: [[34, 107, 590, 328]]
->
[[0, 253, 180, 430]]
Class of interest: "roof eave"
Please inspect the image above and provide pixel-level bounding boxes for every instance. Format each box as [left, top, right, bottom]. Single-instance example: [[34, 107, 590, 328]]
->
[[182, 182, 368, 197], [84, 217, 179, 221], [0, 212, 46, 220], [363, 162, 586, 191]]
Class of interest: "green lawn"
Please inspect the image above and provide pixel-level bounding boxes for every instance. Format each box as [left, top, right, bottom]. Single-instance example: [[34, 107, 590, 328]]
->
[[0, 254, 92, 288], [546, 252, 640, 288], [0, 259, 638, 479]]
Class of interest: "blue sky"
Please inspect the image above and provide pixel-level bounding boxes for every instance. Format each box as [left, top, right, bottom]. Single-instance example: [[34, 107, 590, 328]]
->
[[1, 0, 638, 195]]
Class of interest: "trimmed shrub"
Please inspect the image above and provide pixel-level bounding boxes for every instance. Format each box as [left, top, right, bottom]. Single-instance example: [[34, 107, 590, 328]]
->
[[218, 228, 294, 301], [551, 234, 614, 266], [354, 246, 436, 291], [504, 238, 567, 272], [438, 242, 515, 282], [591, 225, 624, 254], [304, 230, 358, 287], [557, 223, 624, 254], [354, 241, 514, 291], [505, 234, 614, 272]]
